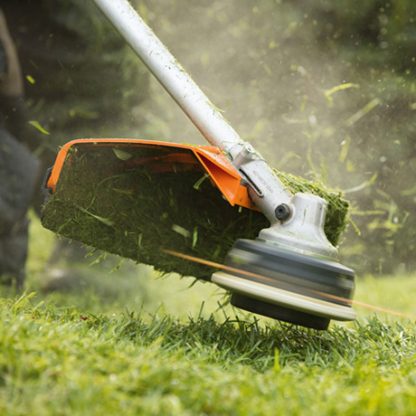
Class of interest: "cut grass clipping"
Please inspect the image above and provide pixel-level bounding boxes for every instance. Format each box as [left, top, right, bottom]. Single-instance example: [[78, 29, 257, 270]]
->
[[42, 142, 349, 279]]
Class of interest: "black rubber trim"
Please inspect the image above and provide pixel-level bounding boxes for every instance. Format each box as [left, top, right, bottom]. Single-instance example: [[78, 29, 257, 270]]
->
[[231, 293, 330, 330], [42, 167, 53, 195], [0, 41, 7, 76], [236, 239, 354, 276]]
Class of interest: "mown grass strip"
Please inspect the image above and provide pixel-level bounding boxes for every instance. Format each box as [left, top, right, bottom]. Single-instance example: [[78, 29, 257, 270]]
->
[[0, 293, 415, 415]]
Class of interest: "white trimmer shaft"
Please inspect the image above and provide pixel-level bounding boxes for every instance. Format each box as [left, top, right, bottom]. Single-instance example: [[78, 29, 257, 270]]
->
[[92, 0, 356, 329]]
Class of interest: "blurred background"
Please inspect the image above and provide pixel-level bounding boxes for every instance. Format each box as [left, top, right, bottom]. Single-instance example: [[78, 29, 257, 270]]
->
[[1, 0, 415, 312]]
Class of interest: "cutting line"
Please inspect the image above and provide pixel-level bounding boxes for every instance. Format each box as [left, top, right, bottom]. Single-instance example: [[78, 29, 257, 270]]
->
[[162, 249, 416, 320]]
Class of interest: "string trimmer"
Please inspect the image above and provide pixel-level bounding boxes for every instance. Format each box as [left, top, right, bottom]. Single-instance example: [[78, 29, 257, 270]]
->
[[42, 0, 355, 330]]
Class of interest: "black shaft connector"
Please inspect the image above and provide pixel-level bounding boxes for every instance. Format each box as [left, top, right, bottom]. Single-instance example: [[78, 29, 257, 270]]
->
[[275, 203, 291, 221]]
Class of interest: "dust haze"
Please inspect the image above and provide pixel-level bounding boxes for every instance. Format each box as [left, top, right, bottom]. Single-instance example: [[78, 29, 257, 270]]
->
[[134, 1, 362, 184]]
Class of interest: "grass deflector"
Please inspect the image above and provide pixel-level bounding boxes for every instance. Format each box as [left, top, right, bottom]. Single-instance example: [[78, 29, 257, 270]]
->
[[42, 0, 355, 330]]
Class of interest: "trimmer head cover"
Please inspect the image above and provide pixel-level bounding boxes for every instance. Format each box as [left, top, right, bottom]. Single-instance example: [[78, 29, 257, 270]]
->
[[213, 239, 355, 330]]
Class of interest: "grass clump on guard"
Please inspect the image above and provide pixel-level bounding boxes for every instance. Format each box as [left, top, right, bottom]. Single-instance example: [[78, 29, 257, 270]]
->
[[42, 140, 349, 278], [42, 0, 356, 330]]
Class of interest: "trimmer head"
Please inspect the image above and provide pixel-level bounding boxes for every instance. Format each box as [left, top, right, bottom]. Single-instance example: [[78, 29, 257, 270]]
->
[[213, 239, 355, 330], [42, 0, 356, 330], [42, 138, 355, 329]]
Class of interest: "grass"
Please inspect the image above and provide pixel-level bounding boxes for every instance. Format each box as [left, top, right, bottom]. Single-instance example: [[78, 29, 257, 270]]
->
[[0, 293, 415, 415], [0, 217, 415, 415]]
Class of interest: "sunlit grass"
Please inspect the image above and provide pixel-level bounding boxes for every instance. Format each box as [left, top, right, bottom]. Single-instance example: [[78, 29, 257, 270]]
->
[[0, 291, 415, 415], [0, 216, 412, 414]]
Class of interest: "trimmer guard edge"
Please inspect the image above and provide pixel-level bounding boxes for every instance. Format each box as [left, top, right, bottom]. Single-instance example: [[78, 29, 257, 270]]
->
[[45, 138, 256, 211]]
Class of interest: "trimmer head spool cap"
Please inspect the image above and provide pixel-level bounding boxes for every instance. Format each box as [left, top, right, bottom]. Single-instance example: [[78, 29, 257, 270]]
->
[[212, 239, 355, 330]]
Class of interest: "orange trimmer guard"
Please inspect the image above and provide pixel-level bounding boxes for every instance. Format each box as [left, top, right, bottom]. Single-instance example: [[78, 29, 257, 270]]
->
[[45, 138, 256, 210], [41, 139, 268, 279]]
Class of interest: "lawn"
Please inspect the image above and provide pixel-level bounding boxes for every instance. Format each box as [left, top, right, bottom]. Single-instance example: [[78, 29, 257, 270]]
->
[[0, 217, 415, 415]]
